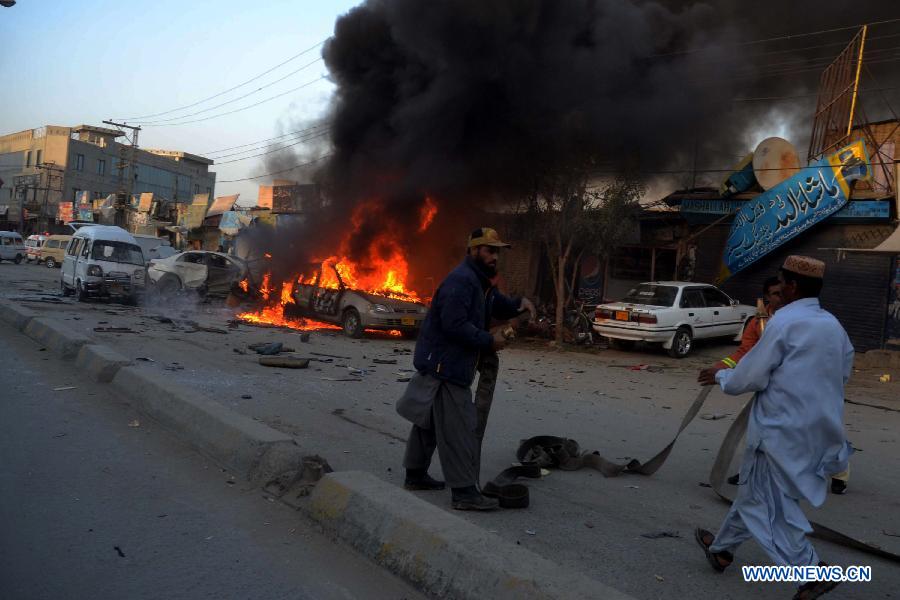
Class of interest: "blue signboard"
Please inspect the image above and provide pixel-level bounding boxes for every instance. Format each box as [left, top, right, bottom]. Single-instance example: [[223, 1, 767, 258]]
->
[[718, 141, 872, 281], [681, 198, 890, 222]]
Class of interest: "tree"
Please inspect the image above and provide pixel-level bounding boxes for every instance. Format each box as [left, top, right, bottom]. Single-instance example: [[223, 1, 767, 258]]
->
[[521, 167, 643, 344]]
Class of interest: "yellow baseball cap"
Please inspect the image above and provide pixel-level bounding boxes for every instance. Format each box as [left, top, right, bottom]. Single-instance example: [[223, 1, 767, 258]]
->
[[467, 227, 511, 249]]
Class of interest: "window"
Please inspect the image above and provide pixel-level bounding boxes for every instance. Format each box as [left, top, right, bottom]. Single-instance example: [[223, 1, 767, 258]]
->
[[75, 154, 85, 172], [90, 241, 143, 265], [621, 284, 678, 307], [701, 287, 732, 308], [680, 288, 706, 309], [207, 254, 229, 268], [67, 239, 82, 256], [81, 240, 91, 258], [97, 159, 106, 175], [73, 189, 81, 202], [35, 150, 42, 166], [25, 151, 32, 167], [1, 236, 10, 246], [193, 184, 200, 194], [180, 252, 205, 264]]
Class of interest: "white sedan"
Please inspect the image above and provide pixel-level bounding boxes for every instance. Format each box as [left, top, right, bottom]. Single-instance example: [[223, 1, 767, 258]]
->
[[592, 282, 756, 358], [147, 251, 248, 297]]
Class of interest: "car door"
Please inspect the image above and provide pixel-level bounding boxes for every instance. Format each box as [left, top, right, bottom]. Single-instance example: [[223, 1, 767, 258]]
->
[[204, 253, 238, 294], [62, 238, 80, 286], [679, 287, 717, 339], [702, 286, 747, 337]]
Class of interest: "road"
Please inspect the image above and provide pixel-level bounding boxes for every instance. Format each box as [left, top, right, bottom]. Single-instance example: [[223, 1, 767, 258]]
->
[[2, 261, 899, 599], [0, 300, 424, 599]]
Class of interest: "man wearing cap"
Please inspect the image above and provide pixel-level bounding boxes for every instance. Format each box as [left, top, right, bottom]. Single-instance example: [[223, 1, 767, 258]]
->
[[397, 227, 535, 511], [695, 256, 853, 600]]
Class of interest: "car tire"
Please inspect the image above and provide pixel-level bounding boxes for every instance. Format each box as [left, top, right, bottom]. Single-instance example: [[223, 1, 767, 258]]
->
[[61, 279, 73, 297], [76, 280, 88, 302], [45, 257, 56, 269], [668, 327, 693, 358], [157, 274, 181, 297], [13, 254, 23, 264], [341, 308, 364, 338], [611, 339, 636, 351]]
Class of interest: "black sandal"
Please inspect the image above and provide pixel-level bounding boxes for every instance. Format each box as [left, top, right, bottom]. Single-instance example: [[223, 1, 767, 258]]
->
[[695, 528, 733, 572]]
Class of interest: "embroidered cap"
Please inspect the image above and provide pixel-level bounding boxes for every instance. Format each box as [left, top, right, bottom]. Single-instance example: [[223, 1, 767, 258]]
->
[[782, 255, 825, 279], [467, 227, 511, 249]]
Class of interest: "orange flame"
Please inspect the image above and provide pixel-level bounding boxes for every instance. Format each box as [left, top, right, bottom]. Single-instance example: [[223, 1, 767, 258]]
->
[[238, 278, 249, 293], [237, 196, 437, 332], [418, 197, 437, 233]]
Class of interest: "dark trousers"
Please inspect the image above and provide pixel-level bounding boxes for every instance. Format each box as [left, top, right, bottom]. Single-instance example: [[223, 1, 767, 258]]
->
[[402, 375, 479, 489], [474, 350, 499, 480]]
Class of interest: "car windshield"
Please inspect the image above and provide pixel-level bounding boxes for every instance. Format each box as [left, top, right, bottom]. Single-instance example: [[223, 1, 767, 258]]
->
[[90, 240, 144, 266], [621, 284, 678, 307]]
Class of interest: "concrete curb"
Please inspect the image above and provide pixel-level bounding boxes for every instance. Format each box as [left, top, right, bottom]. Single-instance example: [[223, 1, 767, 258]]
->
[[306, 471, 636, 600], [75, 344, 133, 383], [0, 300, 38, 331], [109, 365, 303, 484], [23, 316, 91, 358]]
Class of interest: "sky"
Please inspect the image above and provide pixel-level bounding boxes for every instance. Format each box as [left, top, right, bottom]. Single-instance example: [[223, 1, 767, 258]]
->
[[0, 0, 360, 203]]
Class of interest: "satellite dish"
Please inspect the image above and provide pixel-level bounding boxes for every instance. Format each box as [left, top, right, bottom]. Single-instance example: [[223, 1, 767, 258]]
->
[[752, 137, 801, 190]]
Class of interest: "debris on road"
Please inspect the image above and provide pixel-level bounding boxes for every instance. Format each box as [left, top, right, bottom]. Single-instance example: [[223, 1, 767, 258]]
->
[[241, 394, 253, 399], [94, 327, 138, 333], [53, 386, 76, 391], [700, 413, 729, 420], [252, 342, 285, 355], [373, 358, 398, 365], [311, 351, 352, 360], [320, 377, 362, 382], [258, 357, 310, 369], [640, 531, 680, 539], [128, 419, 141, 428], [525, 529, 537, 536], [135, 357, 155, 362]]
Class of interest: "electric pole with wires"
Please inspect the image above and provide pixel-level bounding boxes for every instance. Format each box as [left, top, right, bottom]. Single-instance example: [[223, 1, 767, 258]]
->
[[102, 120, 141, 227]]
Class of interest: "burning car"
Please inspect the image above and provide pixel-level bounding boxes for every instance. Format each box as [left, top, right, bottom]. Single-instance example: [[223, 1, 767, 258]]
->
[[147, 251, 248, 298], [287, 261, 427, 338]]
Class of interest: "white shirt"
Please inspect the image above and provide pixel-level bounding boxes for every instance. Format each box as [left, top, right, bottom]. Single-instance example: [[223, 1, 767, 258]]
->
[[716, 297, 853, 506]]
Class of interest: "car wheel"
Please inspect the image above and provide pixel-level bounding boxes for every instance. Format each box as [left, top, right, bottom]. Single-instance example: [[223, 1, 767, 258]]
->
[[341, 308, 364, 338], [611, 338, 635, 351], [76, 280, 88, 302], [668, 327, 693, 358], [157, 274, 181, 297], [13, 254, 23, 264], [61, 279, 73, 297], [45, 257, 56, 268]]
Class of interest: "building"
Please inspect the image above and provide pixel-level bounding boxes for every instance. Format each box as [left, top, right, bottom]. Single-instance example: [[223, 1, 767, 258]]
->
[[0, 124, 215, 231]]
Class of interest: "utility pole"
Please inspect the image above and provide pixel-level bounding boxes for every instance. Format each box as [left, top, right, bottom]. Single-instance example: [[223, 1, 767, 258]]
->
[[35, 162, 64, 231], [102, 120, 141, 228]]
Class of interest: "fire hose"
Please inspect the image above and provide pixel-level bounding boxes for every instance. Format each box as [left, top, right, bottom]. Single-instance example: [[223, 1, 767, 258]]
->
[[488, 386, 900, 563]]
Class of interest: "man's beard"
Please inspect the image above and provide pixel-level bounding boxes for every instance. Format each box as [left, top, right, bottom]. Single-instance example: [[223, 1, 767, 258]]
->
[[477, 257, 498, 278]]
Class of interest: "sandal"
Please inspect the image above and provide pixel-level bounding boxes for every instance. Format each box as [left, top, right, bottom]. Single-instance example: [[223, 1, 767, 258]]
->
[[695, 528, 733, 572]]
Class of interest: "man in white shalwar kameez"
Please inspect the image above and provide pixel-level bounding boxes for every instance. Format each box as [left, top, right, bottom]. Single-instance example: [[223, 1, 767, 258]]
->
[[695, 255, 853, 600]]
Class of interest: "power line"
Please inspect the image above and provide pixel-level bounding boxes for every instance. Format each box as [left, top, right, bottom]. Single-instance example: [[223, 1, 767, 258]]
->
[[140, 75, 329, 127], [651, 16, 900, 58], [133, 57, 322, 125], [201, 123, 329, 156], [214, 129, 331, 165], [217, 153, 333, 183], [117, 39, 326, 121]]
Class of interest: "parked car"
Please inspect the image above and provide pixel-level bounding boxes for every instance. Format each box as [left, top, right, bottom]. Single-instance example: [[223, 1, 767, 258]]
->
[[288, 262, 427, 338], [37, 234, 72, 268], [25, 234, 48, 262], [0, 231, 26, 264], [147, 251, 248, 297], [593, 282, 756, 358], [61, 226, 145, 302]]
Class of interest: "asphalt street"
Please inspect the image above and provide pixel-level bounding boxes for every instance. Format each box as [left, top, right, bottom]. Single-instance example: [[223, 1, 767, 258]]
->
[[2, 262, 899, 599], [0, 312, 424, 600]]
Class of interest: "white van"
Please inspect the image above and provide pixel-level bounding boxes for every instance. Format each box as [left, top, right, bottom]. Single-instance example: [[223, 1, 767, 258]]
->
[[61, 226, 145, 301], [0, 231, 26, 263]]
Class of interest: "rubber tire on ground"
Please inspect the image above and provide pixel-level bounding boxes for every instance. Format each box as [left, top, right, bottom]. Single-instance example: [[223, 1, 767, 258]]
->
[[75, 280, 88, 302], [61, 279, 74, 297], [45, 257, 56, 268], [342, 308, 364, 338], [156, 274, 181, 297], [611, 338, 636, 351], [668, 327, 693, 358], [13, 254, 23, 264]]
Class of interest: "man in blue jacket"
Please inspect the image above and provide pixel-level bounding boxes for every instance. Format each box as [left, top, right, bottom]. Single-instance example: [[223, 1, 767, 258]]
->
[[399, 227, 531, 510]]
